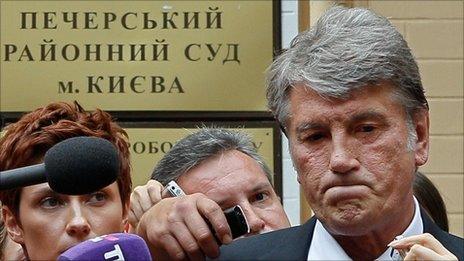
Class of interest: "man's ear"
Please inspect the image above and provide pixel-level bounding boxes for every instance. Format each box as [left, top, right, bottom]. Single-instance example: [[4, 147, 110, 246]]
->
[[2, 206, 25, 245], [412, 109, 430, 167]]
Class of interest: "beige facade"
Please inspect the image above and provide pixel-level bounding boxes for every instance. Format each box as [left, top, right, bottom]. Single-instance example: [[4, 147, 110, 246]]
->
[[302, 0, 464, 237]]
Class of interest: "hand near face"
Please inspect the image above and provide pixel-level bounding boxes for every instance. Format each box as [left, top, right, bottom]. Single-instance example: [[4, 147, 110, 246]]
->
[[389, 233, 458, 260], [136, 193, 232, 261], [128, 180, 164, 231]]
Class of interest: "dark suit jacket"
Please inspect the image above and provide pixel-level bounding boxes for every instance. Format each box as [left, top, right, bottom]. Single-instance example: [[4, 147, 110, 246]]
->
[[217, 208, 463, 260]]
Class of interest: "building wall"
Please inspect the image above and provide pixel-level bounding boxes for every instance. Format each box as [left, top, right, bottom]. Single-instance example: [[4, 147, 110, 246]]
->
[[281, 1, 301, 227]]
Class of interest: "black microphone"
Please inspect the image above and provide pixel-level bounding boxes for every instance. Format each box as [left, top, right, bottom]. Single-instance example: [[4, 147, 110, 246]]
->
[[0, 136, 120, 195]]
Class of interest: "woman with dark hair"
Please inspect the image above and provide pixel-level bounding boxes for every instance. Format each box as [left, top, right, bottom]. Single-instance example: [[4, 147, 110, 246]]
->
[[413, 171, 449, 232], [0, 102, 132, 260]]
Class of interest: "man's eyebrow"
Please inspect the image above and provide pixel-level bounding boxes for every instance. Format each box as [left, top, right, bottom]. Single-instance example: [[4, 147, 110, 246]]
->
[[350, 110, 387, 123], [251, 181, 273, 193], [295, 110, 387, 134], [296, 122, 325, 134]]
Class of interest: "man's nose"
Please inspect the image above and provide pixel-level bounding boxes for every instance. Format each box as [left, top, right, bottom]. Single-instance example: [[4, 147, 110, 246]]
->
[[329, 135, 360, 174], [65, 203, 91, 239], [241, 204, 265, 235]]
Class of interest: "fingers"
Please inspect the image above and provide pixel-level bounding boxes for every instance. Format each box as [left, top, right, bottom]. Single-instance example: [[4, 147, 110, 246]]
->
[[147, 226, 187, 261], [196, 197, 233, 245], [181, 203, 221, 258], [146, 179, 163, 204], [129, 180, 164, 228], [168, 219, 206, 261], [174, 193, 230, 258], [404, 244, 457, 261], [389, 233, 452, 255], [389, 233, 458, 261], [136, 193, 231, 260], [127, 210, 138, 232], [138, 198, 188, 261], [128, 189, 145, 228]]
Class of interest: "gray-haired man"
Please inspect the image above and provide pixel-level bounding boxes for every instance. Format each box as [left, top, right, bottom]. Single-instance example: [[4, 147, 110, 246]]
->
[[217, 6, 462, 260], [131, 128, 290, 260]]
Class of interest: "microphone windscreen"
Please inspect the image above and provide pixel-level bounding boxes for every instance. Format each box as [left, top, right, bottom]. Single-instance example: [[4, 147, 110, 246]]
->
[[44, 136, 120, 195], [58, 233, 151, 261]]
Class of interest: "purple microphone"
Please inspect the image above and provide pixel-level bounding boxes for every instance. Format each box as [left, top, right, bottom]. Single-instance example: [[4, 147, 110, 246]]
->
[[58, 233, 151, 261]]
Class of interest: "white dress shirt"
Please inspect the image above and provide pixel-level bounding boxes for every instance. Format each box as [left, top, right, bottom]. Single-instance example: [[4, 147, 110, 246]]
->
[[307, 197, 423, 260]]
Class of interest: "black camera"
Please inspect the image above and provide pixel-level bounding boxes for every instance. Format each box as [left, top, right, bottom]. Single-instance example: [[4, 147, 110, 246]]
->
[[223, 205, 250, 239], [165, 181, 250, 241]]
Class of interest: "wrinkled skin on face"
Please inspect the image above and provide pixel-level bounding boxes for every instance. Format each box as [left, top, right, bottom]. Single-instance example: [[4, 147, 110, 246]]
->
[[287, 83, 429, 251], [178, 150, 290, 234]]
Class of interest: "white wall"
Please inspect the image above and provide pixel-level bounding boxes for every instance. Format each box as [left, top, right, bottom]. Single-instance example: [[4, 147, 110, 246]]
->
[[280, 0, 301, 226]]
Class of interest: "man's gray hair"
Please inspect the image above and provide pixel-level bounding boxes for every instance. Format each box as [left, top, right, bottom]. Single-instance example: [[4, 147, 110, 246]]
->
[[151, 128, 273, 185], [267, 6, 428, 127]]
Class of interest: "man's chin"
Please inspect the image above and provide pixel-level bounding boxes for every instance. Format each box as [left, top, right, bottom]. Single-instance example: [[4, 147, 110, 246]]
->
[[327, 222, 372, 236], [321, 209, 373, 236]]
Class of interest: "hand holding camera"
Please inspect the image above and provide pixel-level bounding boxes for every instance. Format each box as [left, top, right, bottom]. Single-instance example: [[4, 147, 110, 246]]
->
[[134, 181, 249, 260]]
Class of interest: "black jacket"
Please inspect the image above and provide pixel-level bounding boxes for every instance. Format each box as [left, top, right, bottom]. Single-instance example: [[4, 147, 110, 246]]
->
[[217, 208, 463, 260]]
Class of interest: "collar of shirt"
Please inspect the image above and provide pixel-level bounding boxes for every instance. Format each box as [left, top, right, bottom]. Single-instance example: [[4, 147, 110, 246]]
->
[[307, 197, 423, 260]]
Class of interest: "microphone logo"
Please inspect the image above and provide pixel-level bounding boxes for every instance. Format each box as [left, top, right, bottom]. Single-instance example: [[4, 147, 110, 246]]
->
[[103, 244, 125, 261], [91, 234, 119, 243]]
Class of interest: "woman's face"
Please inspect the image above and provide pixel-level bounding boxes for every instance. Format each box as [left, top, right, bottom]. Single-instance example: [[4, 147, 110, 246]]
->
[[5, 181, 127, 260]]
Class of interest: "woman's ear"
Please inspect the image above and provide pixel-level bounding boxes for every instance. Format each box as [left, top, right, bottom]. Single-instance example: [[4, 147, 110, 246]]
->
[[2, 206, 25, 245]]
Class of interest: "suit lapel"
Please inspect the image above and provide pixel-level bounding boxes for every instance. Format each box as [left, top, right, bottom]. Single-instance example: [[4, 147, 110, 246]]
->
[[258, 208, 461, 260], [421, 207, 463, 256], [259, 217, 317, 260]]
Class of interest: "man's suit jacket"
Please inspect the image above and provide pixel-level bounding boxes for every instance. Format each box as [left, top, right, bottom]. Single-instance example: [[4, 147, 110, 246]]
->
[[218, 208, 463, 260]]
